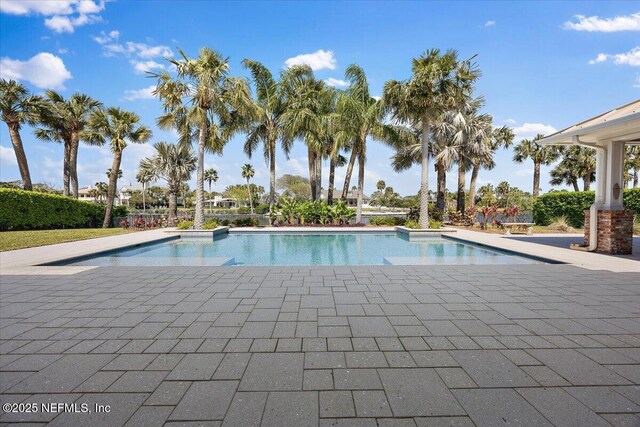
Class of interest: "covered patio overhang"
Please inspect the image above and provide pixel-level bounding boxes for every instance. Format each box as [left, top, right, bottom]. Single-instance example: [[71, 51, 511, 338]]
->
[[539, 100, 640, 255]]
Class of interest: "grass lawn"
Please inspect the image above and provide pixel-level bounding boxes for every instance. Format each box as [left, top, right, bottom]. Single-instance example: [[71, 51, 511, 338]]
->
[[0, 228, 131, 251]]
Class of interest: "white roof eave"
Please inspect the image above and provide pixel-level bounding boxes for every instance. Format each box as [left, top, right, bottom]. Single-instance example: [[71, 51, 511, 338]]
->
[[541, 111, 640, 146]]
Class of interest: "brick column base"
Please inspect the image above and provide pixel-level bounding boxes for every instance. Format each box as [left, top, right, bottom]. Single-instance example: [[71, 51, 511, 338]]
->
[[583, 209, 634, 255]]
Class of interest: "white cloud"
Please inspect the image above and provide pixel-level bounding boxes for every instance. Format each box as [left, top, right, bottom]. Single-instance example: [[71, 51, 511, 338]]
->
[[324, 77, 348, 87], [1, 1, 106, 33], [103, 42, 173, 58], [0, 1, 76, 16], [513, 123, 557, 140], [484, 20, 495, 27], [285, 49, 336, 71], [58, 48, 69, 54], [505, 118, 517, 124], [0, 52, 72, 89], [92, 30, 119, 44], [564, 12, 640, 32], [130, 60, 165, 74], [589, 46, 640, 67], [123, 85, 156, 101], [0, 146, 17, 166]]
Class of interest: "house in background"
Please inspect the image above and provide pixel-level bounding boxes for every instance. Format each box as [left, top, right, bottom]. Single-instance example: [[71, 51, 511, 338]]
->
[[118, 184, 143, 207], [320, 189, 370, 207], [207, 195, 240, 208]]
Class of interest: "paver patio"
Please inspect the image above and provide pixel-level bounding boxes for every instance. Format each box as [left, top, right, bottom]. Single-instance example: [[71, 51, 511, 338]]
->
[[1, 264, 639, 426]]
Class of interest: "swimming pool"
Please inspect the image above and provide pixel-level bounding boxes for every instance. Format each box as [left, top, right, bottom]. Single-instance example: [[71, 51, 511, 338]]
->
[[59, 232, 543, 266]]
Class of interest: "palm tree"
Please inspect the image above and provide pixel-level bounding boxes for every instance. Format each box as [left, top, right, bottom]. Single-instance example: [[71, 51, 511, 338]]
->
[[279, 65, 327, 200], [84, 107, 152, 227], [152, 47, 253, 228], [106, 168, 123, 180], [241, 59, 288, 213], [468, 125, 513, 207], [242, 163, 255, 214], [383, 49, 479, 227], [337, 64, 415, 222], [550, 160, 580, 191], [136, 169, 153, 211], [94, 181, 108, 203], [550, 146, 595, 191], [204, 168, 218, 211], [139, 142, 196, 222], [626, 146, 640, 188], [0, 79, 44, 190], [376, 180, 386, 191], [34, 91, 101, 197], [513, 134, 559, 197]]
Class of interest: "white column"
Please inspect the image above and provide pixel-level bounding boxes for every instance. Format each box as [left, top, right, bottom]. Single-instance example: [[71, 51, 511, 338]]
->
[[595, 144, 607, 203], [603, 141, 624, 210]]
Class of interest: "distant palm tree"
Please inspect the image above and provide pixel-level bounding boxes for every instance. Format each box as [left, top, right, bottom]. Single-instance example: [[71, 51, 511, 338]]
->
[[152, 47, 253, 228], [241, 59, 288, 212], [551, 146, 595, 191], [106, 168, 123, 180], [383, 49, 479, 227], [242, 164, 255, 214], [35, 91, 101, 197], [468, 126, 513, 207], [204, 168, 218, 211], [337, 64, 415, 222], [513, 134, 559, 197], [376, 180, 386, 191], [139, 142, 196, 221], [94, 181, 109, 202], [550, 160, 580, 191], [136, 169, 153, 211], [626, 146, 640, 188], [0, 79, 44, 190], [84, 107, 152, 227]]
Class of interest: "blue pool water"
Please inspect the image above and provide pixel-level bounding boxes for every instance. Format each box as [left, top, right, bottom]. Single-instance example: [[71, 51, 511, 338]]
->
[[62, 232, 541, 266]]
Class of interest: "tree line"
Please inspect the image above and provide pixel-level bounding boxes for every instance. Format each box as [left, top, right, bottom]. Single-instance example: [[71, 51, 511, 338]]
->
[[3, 47, 639, 229]]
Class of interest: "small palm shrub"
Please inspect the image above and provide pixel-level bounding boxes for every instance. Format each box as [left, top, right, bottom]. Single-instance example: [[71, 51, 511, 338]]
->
[[429, 219, 441, 229], [404, 220, 420, 229], [232, 218, 259, 227], [547, 216, 576, 233], [202, 218, 219, 229], [177, 220, 194, 230], [369, 217, 406, 226]]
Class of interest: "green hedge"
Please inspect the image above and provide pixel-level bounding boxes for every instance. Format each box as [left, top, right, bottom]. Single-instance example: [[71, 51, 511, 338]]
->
[[0, 188, 127, 230], [533, 188, 640, 228]]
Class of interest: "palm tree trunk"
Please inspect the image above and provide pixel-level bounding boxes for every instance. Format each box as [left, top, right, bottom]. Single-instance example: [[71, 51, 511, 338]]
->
[[533, 161, 541, 197], [269, 136, 276, 206], [328, 155, 336, 205], [142, 182, 146, 212], [572, 179, 579, 192], [457, 162, 466, 212], [468, 161, 480, 207], [316, 154, 322, 199], [7, 123, 32, 190], [69, 136, 80, 198], [247, 179, 254, 214], [356, 147, 365, 223], [194, 122, 207, 228], [436, 162, 446, 212], [342, 148, 357, 200], [634, 168, 638, 188], [308, 145, 317, 200], [583, 173, 591, 191], [103, 149, 122, 228], [419, 116, 430, 228], [168, 181, 178, 223], [63, 142, 71, 197]]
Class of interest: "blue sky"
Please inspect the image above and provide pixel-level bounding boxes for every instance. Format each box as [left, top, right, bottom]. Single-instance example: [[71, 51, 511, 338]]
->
[[1, 1, 638, 196]]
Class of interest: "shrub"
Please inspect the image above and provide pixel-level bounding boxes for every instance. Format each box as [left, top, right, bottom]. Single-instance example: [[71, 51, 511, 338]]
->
[[634, 214, 640, 235], [221, 219, 230, 226], [428, 219, 441, 229], [232, 218, 259, 227], [176, 220, 194, 230], [202, 218, 219, 229], [369, 217, 406, 226], [533, 189, 640, 228], [407, 204, 443, 222], [547, 216, 576, 233], [404, 220, 420, 229], [0, 188, 126, 230]]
